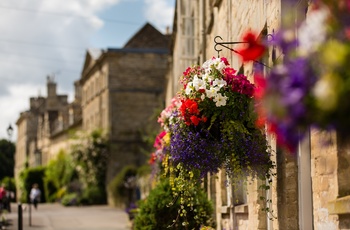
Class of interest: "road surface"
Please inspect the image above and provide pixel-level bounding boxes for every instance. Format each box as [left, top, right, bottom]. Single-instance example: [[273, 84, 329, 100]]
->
[[2, 202, 131, 230]]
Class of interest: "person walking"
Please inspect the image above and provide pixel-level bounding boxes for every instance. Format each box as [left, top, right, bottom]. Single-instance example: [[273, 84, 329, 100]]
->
[[30, 184, 41, 209], [0, 184, 6, 213]]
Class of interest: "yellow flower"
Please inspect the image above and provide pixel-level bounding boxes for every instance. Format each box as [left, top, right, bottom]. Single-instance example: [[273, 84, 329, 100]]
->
[[162, 132, 171, 146]]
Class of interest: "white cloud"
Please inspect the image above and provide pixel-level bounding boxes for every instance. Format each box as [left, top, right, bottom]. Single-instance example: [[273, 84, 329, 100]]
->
[[144, 0, 174, 33], [0, 0, 122, 140], [0, 0, 175, 140], [0, 84, 41, 139]]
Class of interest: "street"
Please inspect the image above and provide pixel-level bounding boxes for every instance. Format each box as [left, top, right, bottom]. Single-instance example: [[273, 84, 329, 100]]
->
[[2, 203, 131, 230]]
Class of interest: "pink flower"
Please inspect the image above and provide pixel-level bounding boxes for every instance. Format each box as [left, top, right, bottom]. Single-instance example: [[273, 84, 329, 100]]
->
[[153, 131, 166, 149]]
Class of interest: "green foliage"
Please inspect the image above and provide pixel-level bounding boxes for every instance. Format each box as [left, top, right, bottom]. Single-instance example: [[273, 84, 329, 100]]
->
[[69, 129, 109, 205], [71, 129, 109, 191], [80, 186, 106, 205], [19, 166, 46, 203], [0, 139, 15, 181], [61, 193, 79, 206], [108, 165, 137, 207], [133, 178, 214, 230], [1, 177, 16, 201], [136, 164, 152, 177], [44, 151, 77, 202]]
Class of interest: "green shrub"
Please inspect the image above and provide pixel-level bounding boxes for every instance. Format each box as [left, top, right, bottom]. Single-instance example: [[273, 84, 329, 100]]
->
[[80, 186, 106, 205], [108, 165, 137, 207], [1, 177, 16, 201], [133, 178, 214, 230], [56, 187, 67, 201], [43, 178, 57, 202], [61, 193, 79, 206], [136, 164, 152, 177], [44, 151, 77, 202], [19, 166, 46, 203]]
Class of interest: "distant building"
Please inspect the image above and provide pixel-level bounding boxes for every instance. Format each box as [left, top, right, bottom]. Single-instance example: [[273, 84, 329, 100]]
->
[[15, 76, 82, 180], [15, 22, 170, 204], [79, 22, 170, 195]]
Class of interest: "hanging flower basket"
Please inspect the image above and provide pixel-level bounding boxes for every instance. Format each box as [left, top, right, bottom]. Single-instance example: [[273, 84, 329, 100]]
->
[[160, 57, 273, 178]]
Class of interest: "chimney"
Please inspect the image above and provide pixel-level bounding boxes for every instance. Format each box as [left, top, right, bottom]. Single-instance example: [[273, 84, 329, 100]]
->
[[47, 75, 57, 98], [166, 26, 170, 35]]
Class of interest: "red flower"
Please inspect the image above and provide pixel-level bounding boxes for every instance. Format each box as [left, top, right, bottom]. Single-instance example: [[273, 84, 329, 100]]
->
[[183, 67, 192, 76], [253, 73, 266, 99], [223, 67, 236, 78], [180, 99, 203, 126], [148, 152, 157, 165], [220, 57, 230, 65], [255, 106, 266, 128], [237, 32, 266, 62], [190, 115, 200, 126]]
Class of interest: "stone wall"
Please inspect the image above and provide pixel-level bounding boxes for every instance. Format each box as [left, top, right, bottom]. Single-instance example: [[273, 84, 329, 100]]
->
[[106, 51, 168, 183], [169, 0, 283, 229], [311, 129, 339, 229], [205, 1, 281, 229]]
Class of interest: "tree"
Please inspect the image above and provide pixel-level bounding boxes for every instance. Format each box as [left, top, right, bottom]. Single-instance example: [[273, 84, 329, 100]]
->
[[0, 139, 15, 181]]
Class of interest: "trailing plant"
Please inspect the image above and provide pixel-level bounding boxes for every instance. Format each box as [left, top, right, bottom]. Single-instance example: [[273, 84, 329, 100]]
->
[[133, 178, 214, 230]]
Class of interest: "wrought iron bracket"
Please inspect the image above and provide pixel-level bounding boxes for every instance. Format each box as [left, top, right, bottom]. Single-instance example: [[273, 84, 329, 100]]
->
[[214, 34, 275, 68], [214, 36, 248, 57]]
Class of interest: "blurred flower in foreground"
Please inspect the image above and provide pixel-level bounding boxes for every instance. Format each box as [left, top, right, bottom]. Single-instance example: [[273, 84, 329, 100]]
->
[[237, 31, 266, 62], [255, 1, 350, 152]]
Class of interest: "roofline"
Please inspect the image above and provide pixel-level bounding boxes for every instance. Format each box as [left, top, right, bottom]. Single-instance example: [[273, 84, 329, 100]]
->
[[80, 47, 169, 84], [107, 48, 169, 54]]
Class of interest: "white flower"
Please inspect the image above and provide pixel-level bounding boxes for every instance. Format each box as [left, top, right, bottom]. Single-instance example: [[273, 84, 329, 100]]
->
[[192, 75, 205, 90], [202, 59, 215, 69], [212, 78, 227, 88], [216, 61, 226, 72], [313, 76, 337, 111], [202, 73, 213, 83], [298, 7, 328, 55], [200, 94, 206, 100], [206, 87, 219, 98], [185, 82, 193, 95], [214, 93, 228, 107]]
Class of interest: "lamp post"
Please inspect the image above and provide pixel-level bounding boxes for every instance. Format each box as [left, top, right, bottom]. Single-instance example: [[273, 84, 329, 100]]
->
[[7, 124, 13, 140]]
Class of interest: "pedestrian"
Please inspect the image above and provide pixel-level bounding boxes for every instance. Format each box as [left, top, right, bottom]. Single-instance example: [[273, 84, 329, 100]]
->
[[1, 184, 11, 212], [0, 184, 6, 213], [30, 184, 41, 210]]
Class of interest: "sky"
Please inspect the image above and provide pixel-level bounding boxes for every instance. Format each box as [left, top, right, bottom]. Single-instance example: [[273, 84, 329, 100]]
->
[[0, 0, 175, 140]]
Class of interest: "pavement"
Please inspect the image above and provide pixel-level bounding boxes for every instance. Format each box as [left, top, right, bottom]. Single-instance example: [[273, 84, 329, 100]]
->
[[1, 203, 131, 230]]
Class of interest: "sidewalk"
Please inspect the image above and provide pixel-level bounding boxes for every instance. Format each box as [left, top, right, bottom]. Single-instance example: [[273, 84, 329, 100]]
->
[[2, 203, 131, 230]]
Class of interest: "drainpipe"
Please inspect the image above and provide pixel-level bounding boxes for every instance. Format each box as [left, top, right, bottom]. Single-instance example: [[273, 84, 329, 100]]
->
[[298, 129, 314, 229], [266, 178, 273, 230]]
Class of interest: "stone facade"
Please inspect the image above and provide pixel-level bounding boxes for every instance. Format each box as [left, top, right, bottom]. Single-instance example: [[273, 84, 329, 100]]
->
[[79, 23, 170, 202], [169, 1, 282, 229], [167, 0, 346, 229], [15, 76, 82, 198]]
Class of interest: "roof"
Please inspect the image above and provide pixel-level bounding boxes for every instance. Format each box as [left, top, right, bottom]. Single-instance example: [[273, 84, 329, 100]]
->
[[123, 22, 171, 49]]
